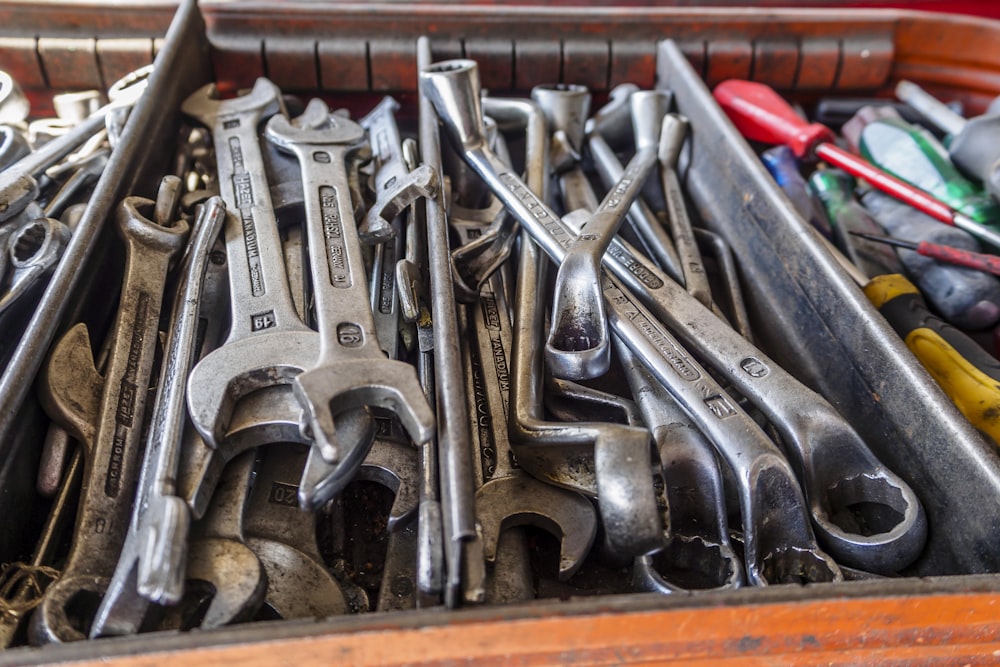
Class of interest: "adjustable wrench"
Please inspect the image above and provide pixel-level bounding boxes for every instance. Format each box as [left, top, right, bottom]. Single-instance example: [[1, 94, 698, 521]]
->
[[565, 214, 928, 574], [244, 444, 349, 619], [179, 450, 267, 630], [532, 84, 663, 380], [456, 221, 597, 580], [31, 190, 189, 643], [264, 99, 434, 488], [420, 60, 842, 585], [359, 96, 438, 244], [90, 197, 227, 638]]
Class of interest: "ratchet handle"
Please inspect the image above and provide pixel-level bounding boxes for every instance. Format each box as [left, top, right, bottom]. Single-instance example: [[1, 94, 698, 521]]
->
[[713, 79, 835, 158]]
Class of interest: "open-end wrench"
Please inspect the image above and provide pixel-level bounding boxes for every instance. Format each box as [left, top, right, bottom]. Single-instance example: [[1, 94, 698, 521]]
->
[[586, 84, 682, 282], [616, 340, 743, 593], [90, 197, 227, 638], [359, 96, 438, 244], [416, 38, 486, 608], [532, 84, 663, 380], [244, 444, 349, 619], [264, 99, 434, 483], [420, 60, 842, 585], [456, 221, 598, 580], [179, 450, 267, 630], [563, 213, 928, 574], [30, 190, 189, 643]]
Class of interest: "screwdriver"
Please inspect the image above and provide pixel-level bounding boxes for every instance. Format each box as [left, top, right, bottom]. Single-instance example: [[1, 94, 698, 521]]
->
[[713, 79, 1000, 250], [895, 79, 1000, 201], [850, 231, 1000, 277], [840, 104, 1000, 226], [863, 273, 1000, 446], [760, 145, 833, 239]]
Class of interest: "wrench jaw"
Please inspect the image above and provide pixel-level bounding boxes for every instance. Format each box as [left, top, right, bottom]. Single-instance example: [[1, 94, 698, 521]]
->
[[184, 538, 268, 630], [545, 252, 612, 381], [297, 413, 377, 512], [743, 457, 843, 586], [180, 79, 282, 132], [361, 164, 438, 245], [476, 477, 597, 581], [30, 574, 109, 644], [186, 331, 319, 447], [39, 323, 101, 447], [244, 537, 349, 620], [293, 361, 435, 465]]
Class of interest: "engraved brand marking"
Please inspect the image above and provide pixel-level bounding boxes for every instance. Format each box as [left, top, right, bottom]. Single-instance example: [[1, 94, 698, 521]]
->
[[602, 176, 632, 210], [223, 118, 240, 129], [489, 335, 510, 399], [480, 294, 502, 332], [313, 151, 331, 164], [740, 357, 769, 378], [497, 171, 571, 249], [107, 292, 150, 497], [229, 137, 264, 297], [468, 228, 482, 239], [337, 322, 363, 347], [252, 310, 276, 331], [319, 185, 350, 288], [607, 243, 664, 289], [602, 279, 700, 382], [704, 394, 738, 419], [268, 481, 299, 506], [379, 266, 394, 314], [469, 349, 497, 480], [374, 125, 392, 164]]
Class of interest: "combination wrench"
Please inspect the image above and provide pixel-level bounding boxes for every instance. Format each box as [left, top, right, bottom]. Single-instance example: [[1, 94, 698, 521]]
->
[[532, 84, 663, 381], [564, 213, 928, 574], [264, 98, 435, 488], [420, 60, 842, 585], [31, 189, 189, 643], [90, 197, 227, 637]]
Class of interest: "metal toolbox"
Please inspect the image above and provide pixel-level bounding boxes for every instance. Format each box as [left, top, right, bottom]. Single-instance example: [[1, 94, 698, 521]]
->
[[2, 0, 1000, 662]]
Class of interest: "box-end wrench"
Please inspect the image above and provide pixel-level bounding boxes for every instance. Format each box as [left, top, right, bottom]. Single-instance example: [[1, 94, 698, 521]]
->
[[457, 224, 597, 580], [359, 96, 438, 244], [0, 216, 71, 318], [89, 197, 226, 638], [567, 216, 928, 574], [617, 341, 743, 593], [30, 191, 189, 644], [264, 99, 434, 482], [179, 450, 267, 630], [421, 60, 842, 585], [532, 85, 663, 381], [244, 444, 349, 619], [182, 79, 361, 453], [449, 96, 547, 302], [586, 84, 682, 282]]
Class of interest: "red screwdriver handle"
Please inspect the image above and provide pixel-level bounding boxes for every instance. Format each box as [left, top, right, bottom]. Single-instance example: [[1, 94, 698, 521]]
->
[[713, 80, 836, 158], [918, 241, 1000, 276]]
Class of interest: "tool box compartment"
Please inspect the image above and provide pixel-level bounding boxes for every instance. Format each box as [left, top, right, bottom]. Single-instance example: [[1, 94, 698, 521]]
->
[[3, 0, 1000, 663]]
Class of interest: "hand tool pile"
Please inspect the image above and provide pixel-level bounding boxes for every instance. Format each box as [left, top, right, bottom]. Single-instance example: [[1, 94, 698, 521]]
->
[[713, 79, 1000, 446], [0, 46, 934, 646]]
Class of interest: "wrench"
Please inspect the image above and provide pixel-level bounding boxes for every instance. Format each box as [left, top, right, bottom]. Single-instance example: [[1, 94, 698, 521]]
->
[[416, 38, 486, 608], [244, 444, 350, 619], [616, 340, 743, 593], [0, 216, 71, 318], [358, 96, 438, 244], [532, 84, 663, 380], [420, 60, 841, 585], [456, 221, 597, 580], [180, 450, 267, 630], [89, 197, 227, 638], [585, 84, 682, 282], [449, 96, 547, 301], [265, 99, 434, 473], [564, 213, 928, 574], [30, 189, 189, 643]]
